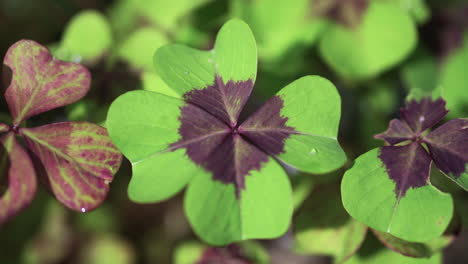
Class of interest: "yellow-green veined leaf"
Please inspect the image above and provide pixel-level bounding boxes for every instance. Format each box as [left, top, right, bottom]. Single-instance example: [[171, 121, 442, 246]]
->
[[0, 132, 37, 225], [21, 122, 122, 212], [3, 40, 91, 124]]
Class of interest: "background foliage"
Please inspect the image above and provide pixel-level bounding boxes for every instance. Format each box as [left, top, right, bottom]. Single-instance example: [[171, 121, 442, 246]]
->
[[0, 0, 467, 263]]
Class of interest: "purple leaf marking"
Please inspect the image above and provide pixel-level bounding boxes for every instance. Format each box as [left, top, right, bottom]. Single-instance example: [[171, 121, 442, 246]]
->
[[375, 98, 468, 197], [172, 79, 295, 196], [379, 142, 432, 198], [374, 119, 413, 145], [20, 122, 122, 212], [424, 119, 468, 178], [3, 40, 91, 124], [0, 132, 37, 224], [240, 95, 297, 155], [183, 76, 254, 126], [399, 97, 448, 134]]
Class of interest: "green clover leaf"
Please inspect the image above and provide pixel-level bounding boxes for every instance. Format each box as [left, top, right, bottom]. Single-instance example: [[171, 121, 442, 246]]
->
[[319, 0, 417, 81]]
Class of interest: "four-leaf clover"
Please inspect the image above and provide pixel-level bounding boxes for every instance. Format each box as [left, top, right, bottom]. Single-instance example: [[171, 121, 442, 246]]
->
[[342, 97, 468, 242], [107, 19, 347, 245]]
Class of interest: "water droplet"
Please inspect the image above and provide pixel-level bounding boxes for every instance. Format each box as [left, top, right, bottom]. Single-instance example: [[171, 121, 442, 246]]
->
[[72, 54, 82, 63], [208, 58, 213, 63], [81, 208, 86, 213], [184, 71, 189, 75], [309, 148, 317, 155], [419, 116, 425, 122]]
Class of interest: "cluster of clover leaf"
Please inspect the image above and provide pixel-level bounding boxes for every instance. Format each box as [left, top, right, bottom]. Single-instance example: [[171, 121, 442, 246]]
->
[[107, 19, 347, 245], [1, 19, 467, 252], [0, 40, 122, 224]]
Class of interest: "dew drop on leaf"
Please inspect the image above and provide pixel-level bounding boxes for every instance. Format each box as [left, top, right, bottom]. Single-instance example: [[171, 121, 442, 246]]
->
[[309, 148, 317, 155]]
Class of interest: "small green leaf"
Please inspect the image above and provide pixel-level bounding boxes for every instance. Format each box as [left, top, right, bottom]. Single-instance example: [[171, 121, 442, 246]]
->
[[295, 185, 367, 263], [135, 0, 212, 32], [173, 241, 205, 264], [341, 148, 453, 242], [78, 234, 136, 264], [117, 27, 168, 72], [59, 10, 112, 63], [0, 132, 37, 224], [440, 33, 468, 117], [231, 0, 326, 61], [108, 0, 139, 40], [319, 1, 417, 80]]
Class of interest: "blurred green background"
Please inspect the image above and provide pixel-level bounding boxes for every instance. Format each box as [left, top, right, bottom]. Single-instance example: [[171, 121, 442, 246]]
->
[[0, 0, 467, 263]]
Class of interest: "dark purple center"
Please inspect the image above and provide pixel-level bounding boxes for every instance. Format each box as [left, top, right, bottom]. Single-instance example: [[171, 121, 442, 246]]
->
[[170, 77, 296, 196], [375, 98, 468, 198]]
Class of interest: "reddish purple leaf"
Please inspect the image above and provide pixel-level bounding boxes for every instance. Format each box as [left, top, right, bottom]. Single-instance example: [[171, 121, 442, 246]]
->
[[3, 40, 91, 124], [424, 118, 468, 178], [20, 122, 122, 212], [379, 142, 432, 198], [0, 132, 37, 224], [399, 98, 448, 134], [374, 119, 413, 145]]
